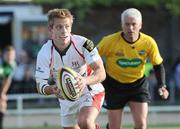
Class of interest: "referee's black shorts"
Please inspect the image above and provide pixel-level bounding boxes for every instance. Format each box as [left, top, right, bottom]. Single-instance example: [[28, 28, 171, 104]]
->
[[102, 74, 151, 109]]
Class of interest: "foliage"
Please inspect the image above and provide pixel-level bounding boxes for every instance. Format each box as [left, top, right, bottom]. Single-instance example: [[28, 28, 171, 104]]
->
[[165, 0, 180, 15], [32, 0, 180, 17], [33, 0, 92, 19], [33, 0, 60, 4]]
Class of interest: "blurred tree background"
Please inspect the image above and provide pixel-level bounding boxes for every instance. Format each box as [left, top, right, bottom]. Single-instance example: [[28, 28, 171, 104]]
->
[[1, 0, 180, 71], [32, 0, 180, 17], [30, 0, 180, 71], [2, 0, 180, 18]]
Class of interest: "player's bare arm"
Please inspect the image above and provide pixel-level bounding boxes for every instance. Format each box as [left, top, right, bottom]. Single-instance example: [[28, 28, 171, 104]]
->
[[86, 58, 106, 85], [1, 78, 12, 95], [75, 58, 105, 91]]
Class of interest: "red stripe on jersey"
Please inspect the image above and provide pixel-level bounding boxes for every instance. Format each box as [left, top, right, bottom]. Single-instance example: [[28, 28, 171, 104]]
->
[[71, 39, 93, 76], [70, 37, 94, 77], [71, 40, 85, 59], [92, 91, 105, 111], [49, 45, 54, 68], [96, 124, 100, 129], [87, 65, 93, 76]]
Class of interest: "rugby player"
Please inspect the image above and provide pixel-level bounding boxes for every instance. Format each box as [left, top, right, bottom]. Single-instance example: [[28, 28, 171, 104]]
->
[[0, 46, 16, 129], [35, 8, 106, 129]]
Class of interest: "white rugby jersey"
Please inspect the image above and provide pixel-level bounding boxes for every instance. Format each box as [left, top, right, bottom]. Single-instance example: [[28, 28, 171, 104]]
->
[[35, 34, 104, 97]]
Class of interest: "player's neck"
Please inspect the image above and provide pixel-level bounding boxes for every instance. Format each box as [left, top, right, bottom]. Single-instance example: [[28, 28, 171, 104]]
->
[[53, 40, 71, 51], [122, 32, 140, 43]]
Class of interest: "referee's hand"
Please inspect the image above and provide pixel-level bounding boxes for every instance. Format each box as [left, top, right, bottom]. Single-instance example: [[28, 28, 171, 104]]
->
[[158, 86, 169, 99]]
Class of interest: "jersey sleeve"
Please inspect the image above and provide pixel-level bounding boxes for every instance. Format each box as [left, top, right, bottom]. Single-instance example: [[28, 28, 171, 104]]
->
[[82, 39, 101, 65], [97, 36, 111, 57], [35, 48, 50, 79], [148, 37, 163, 65], [8, 63, 16, 78]]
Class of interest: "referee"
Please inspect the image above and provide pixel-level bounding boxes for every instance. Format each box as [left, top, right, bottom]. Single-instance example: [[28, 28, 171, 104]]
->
[[97, 8, 169, 129]]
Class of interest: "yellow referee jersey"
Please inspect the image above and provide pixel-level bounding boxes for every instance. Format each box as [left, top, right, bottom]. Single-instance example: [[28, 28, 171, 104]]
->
[[97, 31, 163, 83]]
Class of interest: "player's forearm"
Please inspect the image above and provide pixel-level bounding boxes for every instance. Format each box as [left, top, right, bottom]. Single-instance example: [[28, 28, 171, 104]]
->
[[36, 78, 52, 95], [86, 68, 106, 85], [0, 78, 12, 94]]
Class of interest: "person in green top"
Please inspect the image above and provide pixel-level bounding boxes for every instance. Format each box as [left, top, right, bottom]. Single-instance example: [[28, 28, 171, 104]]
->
[[0, 46, 16, 129]]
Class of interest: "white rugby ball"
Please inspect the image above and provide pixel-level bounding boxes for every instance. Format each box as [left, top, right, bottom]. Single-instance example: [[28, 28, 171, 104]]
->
[[56, 66, 81, 101]]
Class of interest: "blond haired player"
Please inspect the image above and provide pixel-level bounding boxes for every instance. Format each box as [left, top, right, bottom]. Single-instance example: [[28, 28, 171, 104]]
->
[[35, 8, 106, 129], [98, 8, 169, 129]]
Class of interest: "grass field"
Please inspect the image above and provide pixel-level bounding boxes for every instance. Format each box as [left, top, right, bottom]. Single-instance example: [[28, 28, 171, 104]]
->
[[6, 124, 180, 129]]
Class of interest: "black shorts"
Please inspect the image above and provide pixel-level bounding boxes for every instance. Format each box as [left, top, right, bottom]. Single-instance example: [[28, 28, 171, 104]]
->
[[102, 74, 151, 109]]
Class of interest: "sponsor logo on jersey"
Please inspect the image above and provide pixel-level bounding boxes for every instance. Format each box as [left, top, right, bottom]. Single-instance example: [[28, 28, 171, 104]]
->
[[36, 67, 44, 73], [116, 58, 142, 68], [83, 40, 95, 52], [138, 50, 146, 56]]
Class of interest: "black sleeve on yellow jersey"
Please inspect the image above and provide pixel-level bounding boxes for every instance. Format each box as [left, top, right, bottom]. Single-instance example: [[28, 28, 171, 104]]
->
[[83, 40, 95, 52], [153, 63, 166, 88]]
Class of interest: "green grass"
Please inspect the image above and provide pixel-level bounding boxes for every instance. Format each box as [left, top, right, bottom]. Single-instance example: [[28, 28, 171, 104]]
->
[[5, 124, 180, 129]]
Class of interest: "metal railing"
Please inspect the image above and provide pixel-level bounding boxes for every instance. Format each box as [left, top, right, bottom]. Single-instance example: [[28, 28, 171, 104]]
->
[[7, 93, 180, 115], [6, 93, 180, 128]]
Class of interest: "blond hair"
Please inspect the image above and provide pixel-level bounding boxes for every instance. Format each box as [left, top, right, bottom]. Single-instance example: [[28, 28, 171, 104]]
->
[[47, 8, 74, 28]]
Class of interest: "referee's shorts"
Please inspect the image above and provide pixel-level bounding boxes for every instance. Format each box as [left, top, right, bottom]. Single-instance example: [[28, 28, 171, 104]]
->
[[102, 74, 151, 109]]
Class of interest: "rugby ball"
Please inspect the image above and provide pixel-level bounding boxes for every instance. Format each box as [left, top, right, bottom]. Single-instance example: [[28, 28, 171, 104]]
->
[[56, 66, 81, 101]]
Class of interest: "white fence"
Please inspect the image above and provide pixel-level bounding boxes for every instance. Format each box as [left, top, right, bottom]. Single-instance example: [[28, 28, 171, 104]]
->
[[7, 93, 59, 115], [6, 94, 180, 128], [7, 93, 180, 115]]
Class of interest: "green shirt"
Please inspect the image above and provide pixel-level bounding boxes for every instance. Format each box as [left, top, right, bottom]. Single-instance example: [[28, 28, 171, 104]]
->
[[0, 62, 15, 79]]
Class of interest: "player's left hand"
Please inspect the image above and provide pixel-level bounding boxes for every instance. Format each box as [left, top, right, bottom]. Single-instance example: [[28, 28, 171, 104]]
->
[[158, 86, 169, 99]]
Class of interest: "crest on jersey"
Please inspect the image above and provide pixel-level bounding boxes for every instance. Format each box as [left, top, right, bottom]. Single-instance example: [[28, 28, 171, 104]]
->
[[83, 40, 95, 52]]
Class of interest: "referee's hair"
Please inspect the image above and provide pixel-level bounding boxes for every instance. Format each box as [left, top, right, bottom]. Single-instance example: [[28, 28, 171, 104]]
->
[[121, 8, 142, 24]]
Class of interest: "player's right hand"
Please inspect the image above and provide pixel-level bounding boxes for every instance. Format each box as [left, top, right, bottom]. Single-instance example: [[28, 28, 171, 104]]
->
[[51, 86, 65, 100]]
